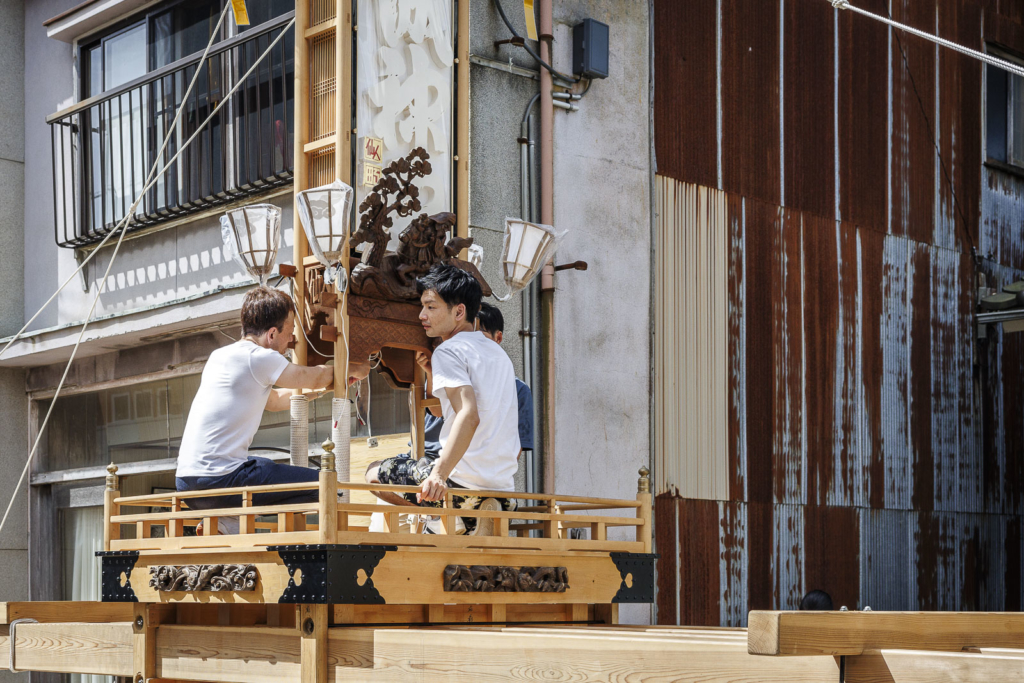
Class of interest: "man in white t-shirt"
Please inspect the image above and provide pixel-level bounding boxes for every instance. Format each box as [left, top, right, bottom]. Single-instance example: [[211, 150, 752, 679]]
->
[[365, 263, 520, 535], [175, 286, 342, 525]]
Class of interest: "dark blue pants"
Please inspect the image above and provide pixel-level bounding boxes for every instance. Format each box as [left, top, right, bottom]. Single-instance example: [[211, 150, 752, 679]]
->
[[176, 456, 320, 510]]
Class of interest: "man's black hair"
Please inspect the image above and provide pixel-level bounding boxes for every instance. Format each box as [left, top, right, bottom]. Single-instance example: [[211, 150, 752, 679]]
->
[[416, 263, 482, 321], [798, 589, 834, 611], [477, 302, 504, 335]]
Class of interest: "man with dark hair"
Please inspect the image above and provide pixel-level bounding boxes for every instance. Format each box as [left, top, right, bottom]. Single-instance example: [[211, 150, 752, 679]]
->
[[174, 286, 340, 533], [365, 264, 520, 535], [799, 589, 834, 611]]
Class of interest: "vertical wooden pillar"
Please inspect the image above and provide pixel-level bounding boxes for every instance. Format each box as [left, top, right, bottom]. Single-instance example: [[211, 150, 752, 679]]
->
[[409, 367, 426, 460], [132, 603, 157, 683], [299, 603, 329, 683], [332, 0, 353, 392], [455, 0, 470, 241], [319, 441, 338, 543], [103, 463, 119, 551], [637, 466, 652, 554], [292, 0, 310, 372]]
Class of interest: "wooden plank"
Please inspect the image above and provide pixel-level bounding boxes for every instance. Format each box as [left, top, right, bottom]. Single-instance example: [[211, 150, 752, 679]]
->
[[0, 601, 135, 624], [0, 622, 133, 675], [329, 529, 643, 553], [157, 625, 301, 683], [845, 649, 1024, 683], [116, 482, 318, 504], [367, 628, 841, 682], [113, 502, 319, 522], [134, 603, 157, 683], [748, 611, 1024, 656], [303, 134, 336, 153], [112, 530, 319, 551]]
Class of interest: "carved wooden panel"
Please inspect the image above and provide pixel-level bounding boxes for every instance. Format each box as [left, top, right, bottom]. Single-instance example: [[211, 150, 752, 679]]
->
[[149, 564, 258, 592], [443, 565, 569, 593]]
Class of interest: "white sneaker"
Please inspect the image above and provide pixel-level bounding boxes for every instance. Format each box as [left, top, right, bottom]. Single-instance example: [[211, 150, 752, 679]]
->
[[469, 498, 503, 537], [423, 514, 466, 535]]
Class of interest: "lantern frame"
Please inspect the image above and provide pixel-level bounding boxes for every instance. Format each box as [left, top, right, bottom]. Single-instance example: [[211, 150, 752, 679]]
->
[[297, 181, 354, 287], [496, 218, 567, 301], [220, 203, 283, 285]]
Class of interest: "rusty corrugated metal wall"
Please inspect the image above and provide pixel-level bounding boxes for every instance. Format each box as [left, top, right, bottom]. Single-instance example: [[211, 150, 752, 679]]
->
[[653, 0, 1024, 625]]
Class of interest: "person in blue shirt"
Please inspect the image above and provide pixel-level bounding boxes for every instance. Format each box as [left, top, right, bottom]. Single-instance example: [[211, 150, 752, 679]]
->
[[410, 302, 534, 461]]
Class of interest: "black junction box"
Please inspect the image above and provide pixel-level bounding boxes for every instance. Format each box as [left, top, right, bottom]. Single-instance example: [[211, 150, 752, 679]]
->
[[573, 18, 609, 79]]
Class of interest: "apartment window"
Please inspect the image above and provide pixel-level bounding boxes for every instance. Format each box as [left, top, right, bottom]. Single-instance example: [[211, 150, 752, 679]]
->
[[50, 0, 294, 247], [987, 48, 1024, 168]]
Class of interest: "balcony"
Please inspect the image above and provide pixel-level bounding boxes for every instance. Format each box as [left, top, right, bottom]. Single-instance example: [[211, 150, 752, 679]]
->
[[48, 12, 294, 248]]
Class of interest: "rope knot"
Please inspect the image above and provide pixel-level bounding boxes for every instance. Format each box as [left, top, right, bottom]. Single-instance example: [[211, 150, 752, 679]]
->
[[831, 0, 850, 8]]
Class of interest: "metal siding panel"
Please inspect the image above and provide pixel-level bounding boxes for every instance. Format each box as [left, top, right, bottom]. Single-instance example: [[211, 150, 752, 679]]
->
[[720, 501, 748, 626], [1006, 515, 1022, 611], [774, 208, 806, 505], [931, 247, 960, 512], [652, 0, 718, 187], [959, 250, 983, 515], [783, 0, 835, 217], [833, 220, 861, 507], [803, 504, 860, 611], [860, 508, 916, 611], [654, 493, 678, 625], [678, 497, 722, 626], [909, 243, 934, 510], [772, 503, 804, 609], [747, 501, 774, 612], [860, 228, 887, 510], [721, 0, 781, 205], [838, 0, 890, 229], [745, 199, 779, 506], [728, 192, 748, 502], [890, 0, 937, 242], [882, 234, 912, 510]]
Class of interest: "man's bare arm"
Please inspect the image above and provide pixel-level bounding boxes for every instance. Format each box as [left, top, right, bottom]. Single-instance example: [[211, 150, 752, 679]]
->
[[415, 351, 442, 417], [275, 363, 333, 391], [419, 384, 479, 502], [265, 387, 326, 411]]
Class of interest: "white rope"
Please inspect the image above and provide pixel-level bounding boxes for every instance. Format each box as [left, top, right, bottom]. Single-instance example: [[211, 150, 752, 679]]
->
[[831, 0, 1024, 80], [0, 11, 296, 540], [0, 2, 232, 362]]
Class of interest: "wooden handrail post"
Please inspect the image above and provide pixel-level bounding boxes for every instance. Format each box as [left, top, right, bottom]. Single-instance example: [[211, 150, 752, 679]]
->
[[319, 439, 338, 543], [637, 466, 652, 553], [103, 463, 120, 551]]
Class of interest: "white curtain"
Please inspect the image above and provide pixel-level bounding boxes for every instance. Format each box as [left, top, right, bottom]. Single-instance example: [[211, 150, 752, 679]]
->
[[357, 0, 454, 249], [63, 506, 111, 683]]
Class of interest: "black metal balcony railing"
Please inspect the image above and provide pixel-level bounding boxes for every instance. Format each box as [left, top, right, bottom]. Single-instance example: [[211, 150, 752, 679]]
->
[[49, 13, 295, 248]]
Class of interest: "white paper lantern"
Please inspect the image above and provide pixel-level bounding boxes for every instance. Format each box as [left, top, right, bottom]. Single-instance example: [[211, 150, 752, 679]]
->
[[220, 203, 283, 285], [297, 180, 354, 266], [495, 218, 567, 301]]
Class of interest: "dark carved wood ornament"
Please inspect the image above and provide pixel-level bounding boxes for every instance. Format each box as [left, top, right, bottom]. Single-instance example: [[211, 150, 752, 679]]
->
[[443, 565, 569, 593], [302, 147, 491, 387], [149, 564, 258, 592]]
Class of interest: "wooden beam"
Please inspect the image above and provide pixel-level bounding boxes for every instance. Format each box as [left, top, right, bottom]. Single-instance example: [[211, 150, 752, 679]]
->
[[134, 603, 157, 683], [748, 611, 1024, 656], [367, 628, 841, 682], [845, 649, 1024, 683], [157, 625, 301, 683], [0, 622, 133, 676], [0, 601, 135, 624]]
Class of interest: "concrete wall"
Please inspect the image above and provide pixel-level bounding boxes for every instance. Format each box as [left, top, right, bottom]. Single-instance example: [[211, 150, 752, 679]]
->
[[0, 1, 29, 679], [470, 0, 653, 622]]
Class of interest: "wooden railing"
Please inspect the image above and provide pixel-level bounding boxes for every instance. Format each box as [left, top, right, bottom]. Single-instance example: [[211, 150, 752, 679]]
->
[[102, 449, 653, 554]]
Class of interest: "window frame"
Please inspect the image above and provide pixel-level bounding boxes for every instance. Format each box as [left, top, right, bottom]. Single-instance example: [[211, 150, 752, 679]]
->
[[985, 43, 1024, 172]]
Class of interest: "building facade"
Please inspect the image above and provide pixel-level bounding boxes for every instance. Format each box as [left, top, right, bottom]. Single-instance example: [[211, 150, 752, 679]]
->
[[652, 0, 1024, 624], [3, 0, 1024, 669]]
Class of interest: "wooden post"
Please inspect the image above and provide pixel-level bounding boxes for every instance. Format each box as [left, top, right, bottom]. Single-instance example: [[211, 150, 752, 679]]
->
[[168, 496, 182, 539], [132, 603, 156, 683], [455, 0, 470, 241], [319, 439, 338, 543], [298, 603, 329, 683], [240, 491, 253, 535], [637, 466, 652, 553], [103, 463, 119, 551]]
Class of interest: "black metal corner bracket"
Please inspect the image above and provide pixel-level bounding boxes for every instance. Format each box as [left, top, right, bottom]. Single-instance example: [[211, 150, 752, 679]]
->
[[609, 552, 658, 603], [270, 544, 397, 605], [96, 550, 140, 602]]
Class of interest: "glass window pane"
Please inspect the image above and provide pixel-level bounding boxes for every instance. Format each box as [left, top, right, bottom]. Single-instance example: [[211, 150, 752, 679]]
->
[[1010, 72, 1024, 167], [987, 63, 1008, 163], [103, 24, 147, 90]]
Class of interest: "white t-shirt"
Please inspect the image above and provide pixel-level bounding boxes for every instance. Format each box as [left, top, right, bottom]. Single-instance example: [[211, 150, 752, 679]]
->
[[175, 340, 289, 478], [431, 330, 520, 491]]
